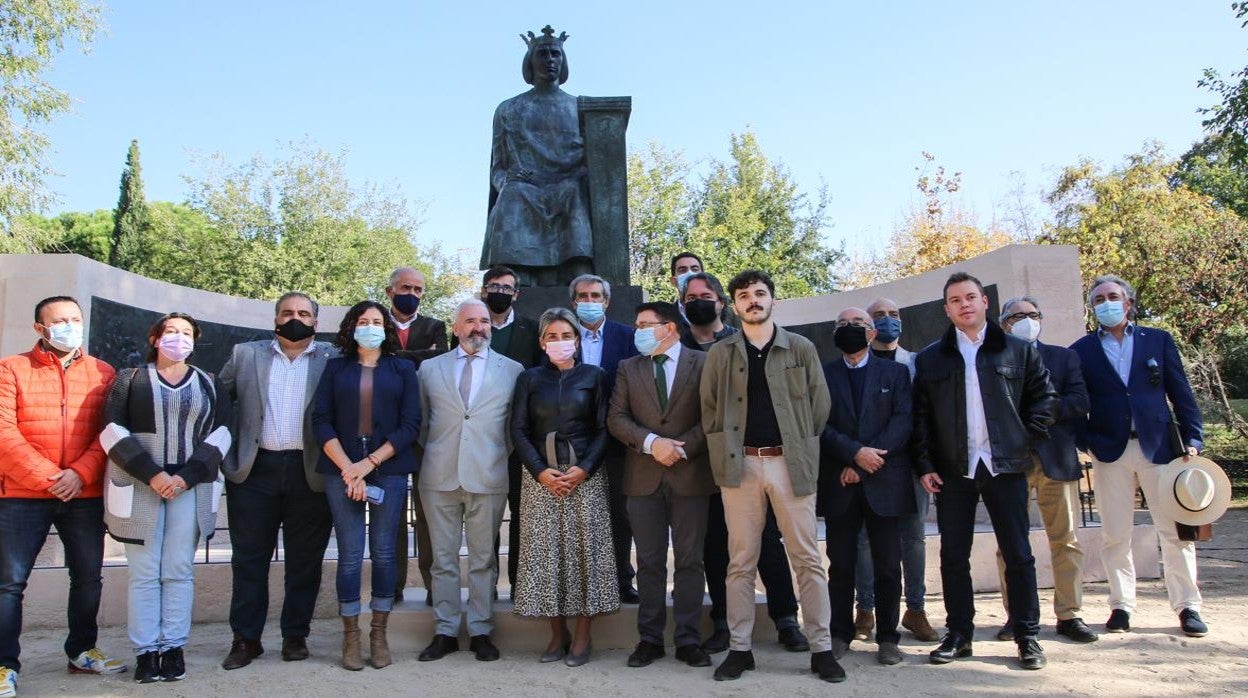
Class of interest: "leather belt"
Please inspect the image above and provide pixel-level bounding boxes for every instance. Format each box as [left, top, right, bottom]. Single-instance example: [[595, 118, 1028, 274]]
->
[[744, 446, 784, 457]]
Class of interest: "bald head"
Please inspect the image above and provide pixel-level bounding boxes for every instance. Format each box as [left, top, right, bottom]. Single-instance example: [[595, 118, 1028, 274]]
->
[[838, 307, 871, 325], [867, 297, 899, 318]]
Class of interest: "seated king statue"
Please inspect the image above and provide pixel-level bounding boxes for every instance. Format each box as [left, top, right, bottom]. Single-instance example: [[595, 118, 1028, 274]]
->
[[481, 26, 594, 287]]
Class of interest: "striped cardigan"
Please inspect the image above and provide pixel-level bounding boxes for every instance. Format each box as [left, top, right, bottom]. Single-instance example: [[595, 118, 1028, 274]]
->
[[99, 364, 231, 545]]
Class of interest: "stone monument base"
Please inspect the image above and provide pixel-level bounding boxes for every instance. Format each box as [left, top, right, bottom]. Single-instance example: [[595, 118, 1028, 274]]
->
[[512, 284, 645, 326]]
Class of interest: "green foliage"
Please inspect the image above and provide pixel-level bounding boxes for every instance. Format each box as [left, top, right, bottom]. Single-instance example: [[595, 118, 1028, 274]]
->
[[110, 139, 148, 268], [0, 0, 101, 228], [7, 208, 112, 258], [626, 141, 693, 301], [1042, 143, 1248, 347]]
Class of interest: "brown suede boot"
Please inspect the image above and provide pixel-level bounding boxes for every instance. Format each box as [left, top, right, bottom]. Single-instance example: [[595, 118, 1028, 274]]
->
[[341, 615, 364, 671], [853, 609, 875, 641], [902, 609, 940, 642], [370, 611, 392, 669]]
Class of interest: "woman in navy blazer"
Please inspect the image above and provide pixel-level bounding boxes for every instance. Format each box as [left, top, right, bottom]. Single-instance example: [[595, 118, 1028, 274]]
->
[[312, 300, 421, 671]]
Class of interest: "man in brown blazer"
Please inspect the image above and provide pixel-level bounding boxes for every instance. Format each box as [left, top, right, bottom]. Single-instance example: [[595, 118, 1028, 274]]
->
[[608, 302, 717, 670]]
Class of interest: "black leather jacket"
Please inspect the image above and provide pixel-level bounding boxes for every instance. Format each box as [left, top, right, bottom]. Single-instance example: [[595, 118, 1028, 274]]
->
[[913, 321, 1058, 478], [510, 360, 609, 479]]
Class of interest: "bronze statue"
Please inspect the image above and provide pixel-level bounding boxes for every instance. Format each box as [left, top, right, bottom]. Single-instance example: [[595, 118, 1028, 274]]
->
[[481, 26, 593, 287]]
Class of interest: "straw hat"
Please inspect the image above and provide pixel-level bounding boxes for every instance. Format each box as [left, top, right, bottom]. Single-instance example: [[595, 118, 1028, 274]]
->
[[1153, 456, 1232, 527]]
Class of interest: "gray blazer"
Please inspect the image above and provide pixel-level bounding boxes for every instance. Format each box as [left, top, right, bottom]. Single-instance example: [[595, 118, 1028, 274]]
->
[[608, 346, 717, 498], [417, 349, 524, 495], [218, 339, 336, 492]]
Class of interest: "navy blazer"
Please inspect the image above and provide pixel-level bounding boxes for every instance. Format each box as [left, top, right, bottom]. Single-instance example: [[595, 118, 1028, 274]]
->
[[818, 355, 916, 518], [1070, 326, 1203, 465], [586, 319, 638, 396], [1032, 342, 1090, 481], [312, 355, 422, 475]]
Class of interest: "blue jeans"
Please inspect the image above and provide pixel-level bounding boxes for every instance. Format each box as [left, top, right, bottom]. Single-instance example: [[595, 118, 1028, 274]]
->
[[325, 473, 408, 616], [123, 491, 200, 654], [0, 497, 105, 672], [855, 476, 929, 611]]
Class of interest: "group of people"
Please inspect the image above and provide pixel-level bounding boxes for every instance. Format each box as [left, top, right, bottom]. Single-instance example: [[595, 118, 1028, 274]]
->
[[0, 252, 1210, 694]]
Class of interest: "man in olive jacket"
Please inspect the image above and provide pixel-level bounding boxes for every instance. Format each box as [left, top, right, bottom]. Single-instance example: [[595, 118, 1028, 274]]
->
[[700, 270, 840, 684]]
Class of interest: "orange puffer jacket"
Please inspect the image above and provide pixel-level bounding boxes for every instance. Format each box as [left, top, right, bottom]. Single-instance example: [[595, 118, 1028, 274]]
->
[[0, 341, 116, 499]]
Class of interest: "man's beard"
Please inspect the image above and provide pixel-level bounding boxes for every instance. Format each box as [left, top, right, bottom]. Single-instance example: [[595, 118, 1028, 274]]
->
[[463, 333, 490, 352]]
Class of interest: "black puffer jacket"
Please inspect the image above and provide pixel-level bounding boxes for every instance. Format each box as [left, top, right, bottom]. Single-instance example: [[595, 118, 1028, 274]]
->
[[510, 359, 609, 479], [913, 321, 1057, 478]]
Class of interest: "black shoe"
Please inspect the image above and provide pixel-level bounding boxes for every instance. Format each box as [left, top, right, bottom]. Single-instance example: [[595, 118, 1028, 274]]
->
[[158, 647, 185, 682], [1106, 609, 1131, 633], [418, 634, 459, 661], [929, 634, 972, 664], [1056, 618, 1099, 643], [675, 644, 712, 667], [221, 635, 264, 670], [627, 641, 665, 668], [996, 620, 1014, 641], [810, 650, 847, 683], [133, 652, 160, 684], [713, 650, 755, 681], [701, 628, 730, 654], [281, 636, 310, 661], [469, 634, 500, 661], [619, 585, 640, 604], [778, 626, 809, 652], [1017, 639, 1046, 670], [1180, 609, 1208, 637], [424, 589, 432, 607]]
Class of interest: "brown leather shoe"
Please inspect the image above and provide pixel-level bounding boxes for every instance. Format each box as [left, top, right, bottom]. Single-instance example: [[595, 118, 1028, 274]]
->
[[221, 635, 264, 670], [902, 609, 940, 642], [281, 636, 309, 661], [853, 610, 875, 641]]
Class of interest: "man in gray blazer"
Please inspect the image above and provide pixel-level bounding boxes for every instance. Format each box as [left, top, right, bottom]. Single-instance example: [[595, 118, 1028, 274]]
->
[[218, 292, 337, 670], [609, 302, 717, 670], [416, 300, 524, 663]]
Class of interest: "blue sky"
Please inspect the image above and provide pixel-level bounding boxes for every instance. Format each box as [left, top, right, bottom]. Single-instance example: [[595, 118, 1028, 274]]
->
[[40, 1, 1248, 260]]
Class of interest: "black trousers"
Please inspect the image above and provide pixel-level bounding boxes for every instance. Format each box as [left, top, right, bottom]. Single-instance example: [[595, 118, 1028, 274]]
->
[[629, 485, 710, 647], [826, 486, 901, 644], [227, 449, 333, 641], [704, 492, 799, 629], [936, 466, 1040, 640], [604, 452, 636, 589], [497, 451, 524, 593]]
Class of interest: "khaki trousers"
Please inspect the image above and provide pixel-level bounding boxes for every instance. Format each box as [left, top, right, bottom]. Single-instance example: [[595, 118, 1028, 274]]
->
[[721, 454, 830, 652], [995, 458, 1084, 621]]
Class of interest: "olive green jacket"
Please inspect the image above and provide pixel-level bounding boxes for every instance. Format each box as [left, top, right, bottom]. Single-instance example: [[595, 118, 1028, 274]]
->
[[699, 325, 831, 496]]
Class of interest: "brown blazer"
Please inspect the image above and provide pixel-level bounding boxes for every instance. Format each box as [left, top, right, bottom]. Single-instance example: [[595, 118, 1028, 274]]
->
[[607, 346, 717, 498]]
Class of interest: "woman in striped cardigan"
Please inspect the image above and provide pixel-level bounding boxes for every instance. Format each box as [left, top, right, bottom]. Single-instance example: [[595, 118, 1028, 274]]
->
[[99, 313, 231, 684]]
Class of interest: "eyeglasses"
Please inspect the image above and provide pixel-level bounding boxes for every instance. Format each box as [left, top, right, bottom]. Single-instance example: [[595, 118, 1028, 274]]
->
[[484, 283, 516, 295], [833, 320, 873, 329], [635, 321, 671, 330], [1005, 311, 1043, 322]]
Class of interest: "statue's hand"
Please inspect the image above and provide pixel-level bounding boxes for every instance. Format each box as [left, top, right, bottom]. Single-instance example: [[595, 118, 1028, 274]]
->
[[507, 168, 533, 184]]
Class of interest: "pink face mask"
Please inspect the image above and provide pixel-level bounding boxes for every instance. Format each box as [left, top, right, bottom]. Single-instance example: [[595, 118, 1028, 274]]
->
[[543, 339, 576, 363], [158, 334, 194, 362]]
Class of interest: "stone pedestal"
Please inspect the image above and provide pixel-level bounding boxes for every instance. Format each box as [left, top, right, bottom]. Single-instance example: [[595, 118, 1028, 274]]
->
[[578, 95, 632, 286], [513, 284, 645, 327]]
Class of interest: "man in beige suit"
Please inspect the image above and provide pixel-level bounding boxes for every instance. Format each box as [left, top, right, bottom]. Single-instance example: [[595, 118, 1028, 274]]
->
[[608, 301, 717, 670], [416, 300, 524, 663]]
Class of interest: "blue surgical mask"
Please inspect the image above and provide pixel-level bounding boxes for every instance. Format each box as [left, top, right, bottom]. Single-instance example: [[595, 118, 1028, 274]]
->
[[634, 327, 662, 355], [1094, 300, 1126, 328], [354, 325, 386, 349], [675, 271, 695, 293], [576, 302, 605, 325], [44, 322, 84, 352], [873, 316, 902, 343]]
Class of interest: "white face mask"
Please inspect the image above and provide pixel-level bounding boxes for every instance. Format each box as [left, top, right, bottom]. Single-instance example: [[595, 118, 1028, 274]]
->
[[44, 321, 84, 352], [1011, 317, 1042, 343]]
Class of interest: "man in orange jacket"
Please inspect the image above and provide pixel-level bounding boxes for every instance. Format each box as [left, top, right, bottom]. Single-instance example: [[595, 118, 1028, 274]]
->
[[0, 296, 126, 697]]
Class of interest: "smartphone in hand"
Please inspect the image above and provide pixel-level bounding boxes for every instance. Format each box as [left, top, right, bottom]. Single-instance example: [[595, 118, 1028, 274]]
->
[[365, 485, 385, 505]]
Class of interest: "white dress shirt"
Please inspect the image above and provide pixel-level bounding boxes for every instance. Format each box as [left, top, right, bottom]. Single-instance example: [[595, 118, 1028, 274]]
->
[[491, 307, 515, 330], [642, 341, 683, 454], [260, 340, 318, 451], [391, 312, 417, 331], [955, 325, 995, 478], [579, 323, 604, 366], [454, 346, 489, 408], [843, 351, 870, 369]]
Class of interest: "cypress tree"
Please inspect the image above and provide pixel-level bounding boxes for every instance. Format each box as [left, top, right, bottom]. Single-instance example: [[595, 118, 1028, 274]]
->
[[110, 139, 148, 268]]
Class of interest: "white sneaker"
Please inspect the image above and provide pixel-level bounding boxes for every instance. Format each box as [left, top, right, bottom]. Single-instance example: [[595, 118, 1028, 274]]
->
[[0, 666, 17, 697], [67, 648, 128, 675]]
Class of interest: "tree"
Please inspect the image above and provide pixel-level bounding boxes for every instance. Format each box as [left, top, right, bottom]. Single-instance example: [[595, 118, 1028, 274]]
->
[[627, 141, 693, 300], [0, 0, 101, 229], [110, 139, 148, 268], [845, 153, 1014, 288], [1042, 143, 1248, 347], [7, 208, 112, 258], [683, 131, 842, 298]]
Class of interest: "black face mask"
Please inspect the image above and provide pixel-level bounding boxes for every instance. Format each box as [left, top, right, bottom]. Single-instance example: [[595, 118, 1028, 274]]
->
[[392, 293, 420, 315], [833, 325, 869, 355], [275, 318, 316, 342], [685, 298, 719, 326], [484, 291, 513, 315]]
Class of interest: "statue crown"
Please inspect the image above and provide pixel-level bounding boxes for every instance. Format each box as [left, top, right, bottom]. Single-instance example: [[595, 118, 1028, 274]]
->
[[521, 25, 568, 47]]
